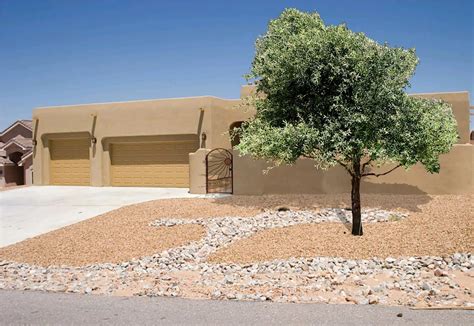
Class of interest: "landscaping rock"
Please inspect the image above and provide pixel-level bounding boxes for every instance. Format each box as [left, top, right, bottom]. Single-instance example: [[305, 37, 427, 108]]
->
[[0, 209, 471, 308], [434, 269, 448, 277]]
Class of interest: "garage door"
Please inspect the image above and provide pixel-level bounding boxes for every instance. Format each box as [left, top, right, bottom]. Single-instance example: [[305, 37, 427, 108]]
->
[[50, 138, 90, 185], [110, 140, 198, 187]]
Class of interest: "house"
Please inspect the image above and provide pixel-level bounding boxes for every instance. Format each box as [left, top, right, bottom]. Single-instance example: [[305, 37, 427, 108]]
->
[[0, 120, 33, 187], [32, 86, 473, 195]]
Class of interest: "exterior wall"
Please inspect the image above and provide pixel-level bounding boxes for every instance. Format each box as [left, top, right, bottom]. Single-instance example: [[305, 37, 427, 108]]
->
[[24, 165, 33, 185], [22, 155, 33, 185], [2, 165, 24, 186], [209, 98, 254, 149], [233, 144, 473, 195], [0, 166, 4, 187], [33, 86, 472, 194], [189, 149, 210, 194], [33, 96, 251, 186], [240, 85, 257, 99]]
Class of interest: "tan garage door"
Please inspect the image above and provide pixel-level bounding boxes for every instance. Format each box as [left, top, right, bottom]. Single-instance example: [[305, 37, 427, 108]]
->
[[50, 138, 90, 185], [110, 141, 198, 187]]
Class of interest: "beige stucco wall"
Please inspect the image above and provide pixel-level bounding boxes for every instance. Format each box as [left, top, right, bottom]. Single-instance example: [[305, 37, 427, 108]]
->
[[233, 144, 473, 195], [230, 88, 473, 195], [33, 96, 252, 186], [189, 149, 210, 194], [33, 86, 472, 195]]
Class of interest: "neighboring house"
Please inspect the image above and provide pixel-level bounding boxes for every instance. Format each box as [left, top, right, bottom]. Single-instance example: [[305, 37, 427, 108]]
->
[[32, 86, 473, 195], [0, 120, 33, 187]]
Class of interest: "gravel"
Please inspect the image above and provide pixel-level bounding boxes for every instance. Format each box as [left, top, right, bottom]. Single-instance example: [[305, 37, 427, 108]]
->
[[0, 194, 419, 266], [211, 195, 473, 262], [1, 252, 471, 307], [1, 201, 472, 307], [150, 208, 409, 263]]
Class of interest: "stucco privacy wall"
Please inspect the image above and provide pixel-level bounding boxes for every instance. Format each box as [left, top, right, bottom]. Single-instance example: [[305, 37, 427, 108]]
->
[[231, 144, 473, 195], [189, 149, 210, 194], [189, 88, 473, 195], [33, 96, 252, 186]]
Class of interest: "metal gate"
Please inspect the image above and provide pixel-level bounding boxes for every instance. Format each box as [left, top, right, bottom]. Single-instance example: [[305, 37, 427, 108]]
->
[[206, 148, 233, 194]]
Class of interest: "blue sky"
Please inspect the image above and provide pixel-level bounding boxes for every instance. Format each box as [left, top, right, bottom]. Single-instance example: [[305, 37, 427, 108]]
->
[[0, 0, 472, 130]]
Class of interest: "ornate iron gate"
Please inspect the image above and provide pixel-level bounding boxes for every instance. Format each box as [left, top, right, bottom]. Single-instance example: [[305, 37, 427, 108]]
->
[[206, 148, 233, 194]]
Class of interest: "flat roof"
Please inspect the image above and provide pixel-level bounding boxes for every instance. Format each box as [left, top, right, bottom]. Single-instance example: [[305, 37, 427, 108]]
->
[[35, 95, 240, 110]]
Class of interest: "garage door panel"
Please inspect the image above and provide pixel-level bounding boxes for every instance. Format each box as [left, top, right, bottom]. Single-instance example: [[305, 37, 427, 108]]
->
[[112, 156, 189, 164], [50, 139, 90, 185], [110, 141, 197, 187]]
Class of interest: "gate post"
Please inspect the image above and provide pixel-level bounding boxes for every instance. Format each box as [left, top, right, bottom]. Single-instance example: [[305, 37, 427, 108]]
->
[[189, 149, 210, 194]]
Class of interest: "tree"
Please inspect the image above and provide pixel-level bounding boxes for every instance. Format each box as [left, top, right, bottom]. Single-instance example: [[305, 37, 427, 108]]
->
[[234, 9, 458, 235]]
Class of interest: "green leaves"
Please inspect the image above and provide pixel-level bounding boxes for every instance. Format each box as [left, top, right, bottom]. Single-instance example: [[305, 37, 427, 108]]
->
[[384, 97, 458, 173], [237, 8, 458, 176]]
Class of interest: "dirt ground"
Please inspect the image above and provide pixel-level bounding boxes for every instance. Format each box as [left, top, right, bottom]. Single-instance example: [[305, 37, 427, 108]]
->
[[0, 194, 472, 266]]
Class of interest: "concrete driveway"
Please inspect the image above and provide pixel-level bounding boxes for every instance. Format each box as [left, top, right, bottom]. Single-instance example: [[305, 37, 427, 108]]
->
[[0, 186, 200, 247]]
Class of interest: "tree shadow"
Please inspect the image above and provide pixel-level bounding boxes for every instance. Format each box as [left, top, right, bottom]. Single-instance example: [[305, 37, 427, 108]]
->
[[211, 182, 432, 213], [361, 181, 427, 195], [335, 209, 352, 232]]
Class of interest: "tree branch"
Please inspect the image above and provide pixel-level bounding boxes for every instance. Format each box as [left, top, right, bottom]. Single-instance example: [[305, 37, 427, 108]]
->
[[362, 164, 402, 177], [361, 158, 373, 173], [337, 160, 354, 177]]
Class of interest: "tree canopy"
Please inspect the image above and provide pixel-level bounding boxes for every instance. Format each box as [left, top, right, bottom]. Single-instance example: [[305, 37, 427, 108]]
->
[[237, 8, 457, 175], [235, 9, 458, 235]]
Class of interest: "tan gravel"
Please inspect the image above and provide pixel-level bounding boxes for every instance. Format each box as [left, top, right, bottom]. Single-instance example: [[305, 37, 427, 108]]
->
[[1, 194, 471, 267], [208, 195, 474, 263], [0, 223, 205, 267], [0, 196, 269, 267]]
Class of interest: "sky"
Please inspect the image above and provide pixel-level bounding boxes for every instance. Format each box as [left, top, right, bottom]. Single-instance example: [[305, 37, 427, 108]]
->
[[0, 0, 473, 130]]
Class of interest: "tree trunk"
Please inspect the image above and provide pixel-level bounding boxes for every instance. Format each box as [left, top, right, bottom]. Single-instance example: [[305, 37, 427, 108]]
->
[[351, 174, 363, 236]]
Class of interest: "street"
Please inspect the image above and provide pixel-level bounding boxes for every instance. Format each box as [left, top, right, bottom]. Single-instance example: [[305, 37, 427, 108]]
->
[[0, 290, 472, 325]]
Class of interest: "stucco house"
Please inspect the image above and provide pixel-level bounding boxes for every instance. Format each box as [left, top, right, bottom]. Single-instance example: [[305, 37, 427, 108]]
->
[[0, 120, 33, 187], [32, 85, 473, 195]]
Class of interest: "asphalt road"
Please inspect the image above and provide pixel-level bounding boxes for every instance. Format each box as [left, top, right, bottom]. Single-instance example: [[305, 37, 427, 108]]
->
[[0, 290, 472, 325]]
